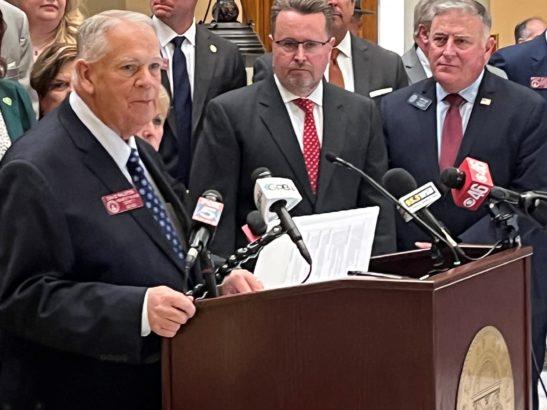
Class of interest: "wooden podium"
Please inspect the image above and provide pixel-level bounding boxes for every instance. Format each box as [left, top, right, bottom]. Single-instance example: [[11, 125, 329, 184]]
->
[[162, 247, 532, 409]]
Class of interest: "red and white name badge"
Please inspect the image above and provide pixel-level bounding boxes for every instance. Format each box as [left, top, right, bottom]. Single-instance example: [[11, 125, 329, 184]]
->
[[530, 77, 547, 89], [101, 189, 144, 215]]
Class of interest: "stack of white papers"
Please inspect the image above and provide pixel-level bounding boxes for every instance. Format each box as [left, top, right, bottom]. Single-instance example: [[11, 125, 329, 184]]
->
[[254, 207, 379, 289]]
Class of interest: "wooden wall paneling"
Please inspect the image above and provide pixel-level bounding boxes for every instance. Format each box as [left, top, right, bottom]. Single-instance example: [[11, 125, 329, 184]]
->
[[361, 0, 378, 44]]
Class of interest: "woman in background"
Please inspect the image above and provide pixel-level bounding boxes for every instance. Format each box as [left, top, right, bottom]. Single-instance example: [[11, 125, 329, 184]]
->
[[8, 0, 83, 58], [0, 8, 35, 160], [136, 85, 170, 151], [30, 42, 76, 117]]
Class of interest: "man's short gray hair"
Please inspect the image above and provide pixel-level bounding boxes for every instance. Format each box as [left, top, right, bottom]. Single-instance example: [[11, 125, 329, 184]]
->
[[429, 0, 492, 41], [413, 0, 436, 37], [270, 0, 333, 37], [77, 10, 155, 62]]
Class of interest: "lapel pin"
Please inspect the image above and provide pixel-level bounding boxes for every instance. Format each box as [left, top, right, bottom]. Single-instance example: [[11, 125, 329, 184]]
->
[[480, 98, 491, 106], [209, 44, 218, 53], [2, 97, 12, 106]]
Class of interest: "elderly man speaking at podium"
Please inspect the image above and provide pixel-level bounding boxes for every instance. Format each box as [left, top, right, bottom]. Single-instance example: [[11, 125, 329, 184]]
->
[[0, 10, 260, 410]]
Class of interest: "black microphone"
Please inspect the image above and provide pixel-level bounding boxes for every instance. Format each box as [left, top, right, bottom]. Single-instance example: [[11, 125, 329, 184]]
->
[[241, 210, 267, 242], [184, 190, 224, 274], [326, 153, 462, 266], [251, 167, 312, 265], [382, 168, 456, 244]]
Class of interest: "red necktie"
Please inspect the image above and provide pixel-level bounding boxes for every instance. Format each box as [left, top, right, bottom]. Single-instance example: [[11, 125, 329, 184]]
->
[[439, 93, 465, 171], [294, 98, 321, 194], [329, 48, 345, 89]]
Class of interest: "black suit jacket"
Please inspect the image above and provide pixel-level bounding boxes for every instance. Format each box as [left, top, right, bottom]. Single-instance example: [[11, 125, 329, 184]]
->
[[0, 100, 192, 410], [381, 71, 547, 294], [253, 34, 408, 101], [490, 30, 547, 102], [189, 76, 396, 258], [159, 24, 247, 179]]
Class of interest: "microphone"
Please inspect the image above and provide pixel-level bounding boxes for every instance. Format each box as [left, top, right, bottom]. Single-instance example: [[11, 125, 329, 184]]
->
[[441, 159, 547, 228], [241, 210, 267, 242], [251, 167, 312, 265], [439, 158, 493, 211], [326, 152, 462, 267], [184, 190, 224, 273], [382, 168, 459, 249]]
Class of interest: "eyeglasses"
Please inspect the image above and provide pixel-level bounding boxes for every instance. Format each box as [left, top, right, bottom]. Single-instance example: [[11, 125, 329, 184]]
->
[[274, 39, 330, 53]]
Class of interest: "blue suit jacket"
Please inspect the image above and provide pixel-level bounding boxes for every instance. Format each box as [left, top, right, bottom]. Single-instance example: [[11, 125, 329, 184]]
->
[[0, 100, 193, 409], [490, 31, 547, 102]]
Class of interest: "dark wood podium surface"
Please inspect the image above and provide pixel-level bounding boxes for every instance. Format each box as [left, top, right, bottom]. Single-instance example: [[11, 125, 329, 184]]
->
[[162, 247, 532, 409]]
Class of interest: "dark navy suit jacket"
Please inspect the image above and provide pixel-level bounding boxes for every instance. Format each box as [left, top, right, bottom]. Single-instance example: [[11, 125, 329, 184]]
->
[[490, 31, 547, 102], [0, 100, 193, 410]]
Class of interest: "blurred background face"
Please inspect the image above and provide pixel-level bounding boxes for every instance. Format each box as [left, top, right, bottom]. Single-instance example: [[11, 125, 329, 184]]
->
[[20, 0, 66, 26], [150, 0, 198, 22], [136, 112, 166, 151], [328, 0, 354, 38], [40, 59, 74, 115]]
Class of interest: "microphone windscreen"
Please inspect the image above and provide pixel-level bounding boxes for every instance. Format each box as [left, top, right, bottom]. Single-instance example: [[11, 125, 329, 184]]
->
[[325, 152, 337, 163], [382, 168, 418, 199], [440, 168, 464, 189], [246, 210, 267, 236], [251, 167, 271, 184], [202, 189, 223, 202]]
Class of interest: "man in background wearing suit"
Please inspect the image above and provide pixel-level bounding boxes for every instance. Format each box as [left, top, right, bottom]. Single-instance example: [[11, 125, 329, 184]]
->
[[190, 0, 395, 258], [0, 10, 260, 410], [490, 30, 547, 102], [382, 1, 547, 407], [402, 0, 506, 85], [150, 0, 247, 185], [253, 0, 408, 101]]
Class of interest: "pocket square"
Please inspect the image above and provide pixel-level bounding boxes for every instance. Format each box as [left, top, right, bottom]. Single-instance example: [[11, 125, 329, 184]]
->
[[369, 87, 393, 98]]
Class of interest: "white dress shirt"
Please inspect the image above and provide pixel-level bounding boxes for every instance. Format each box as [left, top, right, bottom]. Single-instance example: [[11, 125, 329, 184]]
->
[[416, 46, 432, 78], [435, 70, 485, 158], [324, 30, 355, 92], [69, 91, 168, 337], [151, 16, 196, 98], [274, 75, 324, 149]]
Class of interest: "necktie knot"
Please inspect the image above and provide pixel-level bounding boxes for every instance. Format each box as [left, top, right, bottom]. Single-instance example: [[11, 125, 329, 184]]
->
[[294, 98, 314, 115], [444, 93, 465, 108], [331, 48, 340, 63], [171, 36, 186, 49]]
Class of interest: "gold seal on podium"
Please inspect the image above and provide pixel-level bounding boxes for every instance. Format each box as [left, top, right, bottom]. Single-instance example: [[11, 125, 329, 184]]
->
[[456, 326, 514, 409]]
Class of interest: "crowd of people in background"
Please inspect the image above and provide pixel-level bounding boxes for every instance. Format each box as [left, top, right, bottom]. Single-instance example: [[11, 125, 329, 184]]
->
[[0, 0, 545, 409]]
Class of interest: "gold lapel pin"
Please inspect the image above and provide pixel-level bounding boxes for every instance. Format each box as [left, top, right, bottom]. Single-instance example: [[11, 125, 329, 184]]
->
[[480, 98, 492, 106], [209, 44, 218, 53], [2, 97, 12, 106]]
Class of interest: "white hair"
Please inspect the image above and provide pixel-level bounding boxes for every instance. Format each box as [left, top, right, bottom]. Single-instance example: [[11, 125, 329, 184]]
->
[[77, 10, 155, 62], [430, 0, 492, 42]]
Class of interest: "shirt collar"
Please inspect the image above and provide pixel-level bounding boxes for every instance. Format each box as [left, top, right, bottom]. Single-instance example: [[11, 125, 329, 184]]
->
[[152, 16, 196, 48], [336, 31, 352, 58], [273, 74, 323, 107], [416, 46, 431, 74], [436, 70, 485, 105], [69, 92, 136, 169]]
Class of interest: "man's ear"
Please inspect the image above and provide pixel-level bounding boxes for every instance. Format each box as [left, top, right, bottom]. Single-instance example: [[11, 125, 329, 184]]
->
[[74, 59, 95, 95], [484, 35, 496, 60]]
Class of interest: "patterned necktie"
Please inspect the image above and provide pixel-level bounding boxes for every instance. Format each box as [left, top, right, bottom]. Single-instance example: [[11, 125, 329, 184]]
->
[[0, 112, 12, 160], [439, 93, 466, 171], [126, 148, 185, 260], [171, 36, 193, 186], [294, 98, 321, 194], [329, 48, 345, 89]]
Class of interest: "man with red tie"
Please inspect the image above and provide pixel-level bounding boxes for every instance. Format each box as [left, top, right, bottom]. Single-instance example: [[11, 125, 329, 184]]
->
[[380, 1, 547, 406], [189, 0, 395, 259]]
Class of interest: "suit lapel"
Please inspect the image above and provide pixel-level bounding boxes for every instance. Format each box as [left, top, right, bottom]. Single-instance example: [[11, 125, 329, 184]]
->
[[316, 84, 347, 208], [415, 78, 440, 179], [351, 34, 372, 96], [192, 25, 216, 137], [455, 71, 497, 166], [530, 33, 547, 76], [161, 69, 179, 139], [258, 77, 315, 205], [58, 102, 186, 273]]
